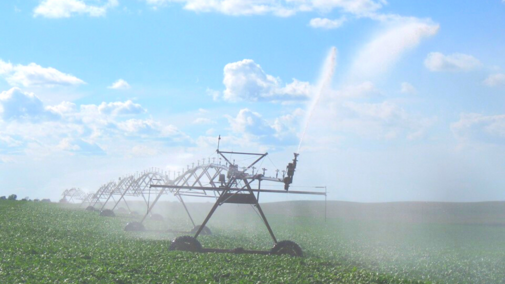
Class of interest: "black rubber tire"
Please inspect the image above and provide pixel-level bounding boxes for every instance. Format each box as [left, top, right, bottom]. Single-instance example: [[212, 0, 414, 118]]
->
[[169, 236, 202, 252], [85, 206, 96, 211], [270, 240, 303, 257], [150, 214, 164, 221], [190, 225, 212, 236], [124, 221, 145, 232], [100, 209, 115, 217]]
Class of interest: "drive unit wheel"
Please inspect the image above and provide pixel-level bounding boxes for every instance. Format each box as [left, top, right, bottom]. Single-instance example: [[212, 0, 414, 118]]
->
[[100, 209, 115, 217], [124, 221, 145, 232], [270, 240, 303, 257], [169, 236, 202, 252]]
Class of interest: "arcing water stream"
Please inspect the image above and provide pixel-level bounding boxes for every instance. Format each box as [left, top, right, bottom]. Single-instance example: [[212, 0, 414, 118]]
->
[[297, 47, 337, 153]]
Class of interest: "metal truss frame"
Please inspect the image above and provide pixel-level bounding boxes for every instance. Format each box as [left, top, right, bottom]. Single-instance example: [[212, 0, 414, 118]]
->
[[60, 188, 87, 203], [151, 148, 326, 255]]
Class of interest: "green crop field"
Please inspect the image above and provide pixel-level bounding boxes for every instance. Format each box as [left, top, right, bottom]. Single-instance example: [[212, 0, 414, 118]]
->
[[1, 200, 505, 283]]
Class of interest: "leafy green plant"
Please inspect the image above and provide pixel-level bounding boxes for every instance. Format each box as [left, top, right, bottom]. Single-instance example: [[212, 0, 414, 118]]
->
[[1, 201, 504, 283]]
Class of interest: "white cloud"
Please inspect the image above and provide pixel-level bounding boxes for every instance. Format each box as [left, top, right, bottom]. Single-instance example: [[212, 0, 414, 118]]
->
[[222, 59, 311, 102], [483, 73, 505, 87], [366, 13, 425, 23], [272, 108, 304, 141], [225, 108, 303, 146], [279, 79, 313, 98], [350, 19, 439, 80], [312, 0, 384, 15], [130, 145, 158, 156], [97, 100, 145, 116], [0, 88, 59, 121], [57, 137, 105, 155], [34, 0, 118, 18], [116, 119, 189, 144], [400, 82, 416, 94], [424, 52, 481, 72], [223, 59, 278, 102], [144, 0, 384, 17], [206, 88, 221, 101], [193, 117, 215, 125], [303, 80, 435, 145], [46, 101, 77, 116], [117, 119, 165, 136], [309, 17, 347, 29], [345, 101, 404, 120], [228, 108, 275, 136], [108, 79, 131, 90], [0, 92, 190, 157], [451, 113, 505, 145], [0, 61, 13, 75], [0, 59, 85, 87], [70, 100, 147, 135], [205, 128, 215, 135], [0, 134, 23, 148], [146, 0, 293, 16], [333, 81, 378, 98], [339, 101, 434, 140]]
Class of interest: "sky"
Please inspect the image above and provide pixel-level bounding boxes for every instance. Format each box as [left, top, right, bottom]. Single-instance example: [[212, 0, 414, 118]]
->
[[0, 0, 504, 202]]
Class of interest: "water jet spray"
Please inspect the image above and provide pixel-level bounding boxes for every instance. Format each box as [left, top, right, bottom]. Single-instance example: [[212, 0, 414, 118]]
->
[[298, 47, 337, 153]]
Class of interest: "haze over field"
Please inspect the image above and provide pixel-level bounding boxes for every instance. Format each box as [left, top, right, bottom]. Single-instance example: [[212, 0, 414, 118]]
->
[[1, 0, 504, 202]]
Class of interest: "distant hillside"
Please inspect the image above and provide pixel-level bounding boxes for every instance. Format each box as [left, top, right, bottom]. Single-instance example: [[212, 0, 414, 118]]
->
[[101, 199, 505, 226], [261, 201, 505, 225]]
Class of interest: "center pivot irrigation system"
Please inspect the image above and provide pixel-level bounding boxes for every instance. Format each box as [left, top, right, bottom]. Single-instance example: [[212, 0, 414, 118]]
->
[[75, 137, 326, 257], [59, 188, 87, 204], [150, 139, 326, 257]]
